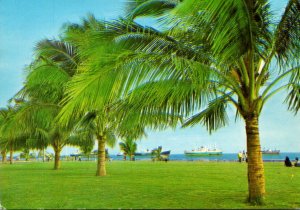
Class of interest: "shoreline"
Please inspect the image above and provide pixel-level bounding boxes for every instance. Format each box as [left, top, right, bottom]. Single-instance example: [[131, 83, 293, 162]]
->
[[0, 159, 286, 164]]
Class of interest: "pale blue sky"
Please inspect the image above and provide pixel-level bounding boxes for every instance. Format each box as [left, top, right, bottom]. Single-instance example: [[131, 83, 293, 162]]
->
[[0, 0, 299, 154]]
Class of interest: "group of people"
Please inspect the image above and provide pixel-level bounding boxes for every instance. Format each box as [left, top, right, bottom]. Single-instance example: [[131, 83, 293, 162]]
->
[[285, 156, 300, 167], [237, 151, 247, 162], [236, 153, 299, 166]]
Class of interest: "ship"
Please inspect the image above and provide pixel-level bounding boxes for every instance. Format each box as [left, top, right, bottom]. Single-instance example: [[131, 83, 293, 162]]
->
[[135, 149, 171, 157], [184, 146, 222, 156], [261, 149, 280, 154], [134, 149, 152, 156]]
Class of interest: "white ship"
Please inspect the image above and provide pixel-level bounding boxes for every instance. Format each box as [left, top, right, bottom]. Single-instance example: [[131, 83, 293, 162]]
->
[[184, 146, 222, 156]]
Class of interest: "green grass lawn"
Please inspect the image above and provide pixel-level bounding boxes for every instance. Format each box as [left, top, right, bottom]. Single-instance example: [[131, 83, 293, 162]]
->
[[0, 161, 299, 209]]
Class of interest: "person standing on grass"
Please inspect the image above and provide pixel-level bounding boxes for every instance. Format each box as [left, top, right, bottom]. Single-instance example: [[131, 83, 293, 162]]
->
[[238, 152, 243, 163], [242, 150, 246, 162], [294, 157, 299, 167]]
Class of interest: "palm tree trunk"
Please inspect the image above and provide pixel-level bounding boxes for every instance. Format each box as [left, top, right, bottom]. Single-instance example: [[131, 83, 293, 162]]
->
[[54, 146, 61, 170], [96, 136, 106, 176], [245, 115, 265, 204], [42, 148, 45, 162], [1, 150, 7, 163], [130, 154, 135, 161], [9, 143, 13, 164]]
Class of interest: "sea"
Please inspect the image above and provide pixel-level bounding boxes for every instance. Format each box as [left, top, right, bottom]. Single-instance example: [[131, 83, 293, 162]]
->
[[107, 152, 300, 162]]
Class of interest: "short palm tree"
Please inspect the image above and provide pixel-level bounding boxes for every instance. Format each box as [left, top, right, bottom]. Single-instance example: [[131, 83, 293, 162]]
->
[[119, 138, 137, 161], [0, 107, 10, 163], [0, 105, 28, 164], [103, 0, 300, 204], [14, 38, 92, 169], [151, 146, 163, 161]]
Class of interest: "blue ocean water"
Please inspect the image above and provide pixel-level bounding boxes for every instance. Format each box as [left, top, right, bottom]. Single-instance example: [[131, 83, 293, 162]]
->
[[109, 153, 300, 162]]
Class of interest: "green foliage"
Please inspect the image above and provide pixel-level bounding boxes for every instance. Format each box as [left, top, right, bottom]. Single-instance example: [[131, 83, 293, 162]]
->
[[115, 0, 300, 130], [151, 146, 163, 161], [0, 106, 28, 151], [274, 0, 300, 66], [126, 0, 179, 19], [119, 138, 137, 160]]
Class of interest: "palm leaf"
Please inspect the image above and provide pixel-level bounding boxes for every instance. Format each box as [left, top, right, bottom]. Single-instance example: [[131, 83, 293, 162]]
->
[[127, 0, 179, 19], [182, 95, 229, 134], [273, 0, 300, 66], [285, 67, 300, 114], [34, 39, 78, 75]]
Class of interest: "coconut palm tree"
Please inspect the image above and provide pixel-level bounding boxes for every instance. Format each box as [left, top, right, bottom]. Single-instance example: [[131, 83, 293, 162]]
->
[[0, 105, 27, 164], [0, 145, 7, 163], [0, 107, 9, 163], [13, 38, 92, 169], [76, 110, 118, 175], [119, 138, 137, 161], [60, 16, 180, 176], [97, 0, 300, 204], [151, 146, 163, 161]]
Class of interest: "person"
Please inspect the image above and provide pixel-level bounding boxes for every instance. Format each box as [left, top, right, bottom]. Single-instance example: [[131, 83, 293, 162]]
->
[[285, 156, 292, 167], [242, 150, 246, 162], [238, 152, 243, 163], [294, 157, 300, 167]]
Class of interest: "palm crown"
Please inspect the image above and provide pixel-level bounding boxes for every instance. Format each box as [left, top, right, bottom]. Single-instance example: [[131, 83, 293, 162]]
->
[[104, 0, 300, 203]]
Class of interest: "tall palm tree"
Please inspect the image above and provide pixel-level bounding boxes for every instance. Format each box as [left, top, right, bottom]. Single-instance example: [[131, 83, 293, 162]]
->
[[57, 15, 180, 176], [101, 0, 300, 204]]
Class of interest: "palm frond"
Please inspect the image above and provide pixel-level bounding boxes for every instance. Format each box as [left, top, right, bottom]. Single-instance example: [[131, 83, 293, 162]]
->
[[34, 39, 78, 76], [273, 0, 300, 67], [285, 67, 300, 114], [24, 64, 70, 103], [58, 65, 119, 126], [173, 0, 272, 63], [126, 0, 179, 19], [105, 130, 117, 148], [182, 95, 229, 134]]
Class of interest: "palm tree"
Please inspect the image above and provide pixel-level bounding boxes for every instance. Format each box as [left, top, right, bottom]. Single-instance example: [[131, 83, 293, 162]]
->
[[0, 105, 28, 164], [0, 107, 13, 164], [13, 38, 92, 169], [74, 111, 118, 175], [119, 138, 137, 161], [57, 14, 181, 176], [0, 107, 9, 163], [99, 0, 300, 204], [0, 145, 8, 163], [151, 146, 163, 161]]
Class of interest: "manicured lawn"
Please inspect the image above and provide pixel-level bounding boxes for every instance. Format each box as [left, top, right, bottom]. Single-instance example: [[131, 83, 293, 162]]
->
[[0, 161, 299, 209]]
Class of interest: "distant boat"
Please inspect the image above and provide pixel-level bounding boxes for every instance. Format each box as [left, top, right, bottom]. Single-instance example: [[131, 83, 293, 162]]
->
[[70, 153, 80, 157], [262, 149, 280, 154], [134, 149, 151, 156], [184, 146, 222, 156], [161, 150, 171, 156], [134, 147, 171, 157]]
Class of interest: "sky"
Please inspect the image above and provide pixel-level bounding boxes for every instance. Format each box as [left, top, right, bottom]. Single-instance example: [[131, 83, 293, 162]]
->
[[0, 0, 299, 155]]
